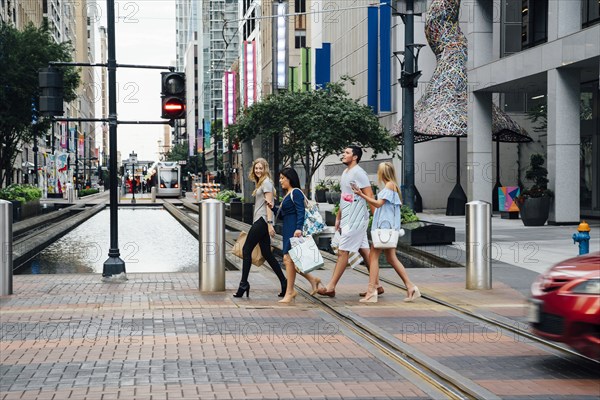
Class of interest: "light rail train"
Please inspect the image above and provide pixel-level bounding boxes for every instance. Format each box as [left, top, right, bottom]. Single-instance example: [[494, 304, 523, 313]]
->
[[151, 161, 181, 197]]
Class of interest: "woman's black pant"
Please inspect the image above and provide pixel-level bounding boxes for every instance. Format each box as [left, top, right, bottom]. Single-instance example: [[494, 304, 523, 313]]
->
[[241, 218, 286, 285]]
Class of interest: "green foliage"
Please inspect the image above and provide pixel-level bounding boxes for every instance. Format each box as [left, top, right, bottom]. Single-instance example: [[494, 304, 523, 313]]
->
[[332, 202, 340, 215], [78, 188, 99, 197], [330, 181, 341, 192], [315, 179, 329, 191], [215, 190, 240, 203], [519, 153, 553, 200], [229, 80, 398, 192], [401, 205, 419, 224], [0, 23, 80, 186], [165, 141, 201, 176], [370, 182, 378, 195], [0, 184, 42, 203]]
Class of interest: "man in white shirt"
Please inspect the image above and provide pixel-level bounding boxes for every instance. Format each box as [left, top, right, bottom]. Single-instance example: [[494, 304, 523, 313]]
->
[[318, 146, 381, 297]]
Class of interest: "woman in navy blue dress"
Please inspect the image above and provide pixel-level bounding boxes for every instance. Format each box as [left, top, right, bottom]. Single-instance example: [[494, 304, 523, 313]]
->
[[268, 168, 322, 303]]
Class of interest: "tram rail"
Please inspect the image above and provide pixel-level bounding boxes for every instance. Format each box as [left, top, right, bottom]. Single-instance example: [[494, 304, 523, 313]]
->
[[170, 199, 600, 368]]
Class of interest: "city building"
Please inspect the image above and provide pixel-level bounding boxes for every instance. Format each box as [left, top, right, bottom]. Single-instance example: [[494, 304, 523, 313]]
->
[[467, 0, 599, 221], [0, 0, 98, 191], [305, 0, 598, 223], [176, 0, 239, 178]]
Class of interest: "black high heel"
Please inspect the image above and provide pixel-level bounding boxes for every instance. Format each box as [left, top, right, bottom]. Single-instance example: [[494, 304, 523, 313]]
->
[[278, 279, 287, 297], [233, 282, 250, 298]]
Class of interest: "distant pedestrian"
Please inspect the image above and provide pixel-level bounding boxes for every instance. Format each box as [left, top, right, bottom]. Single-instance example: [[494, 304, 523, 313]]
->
[[318, 146, 377, 297], [352, 161, 419, 302], [267, 167, 322, 303], [233, 158, 287, 298]]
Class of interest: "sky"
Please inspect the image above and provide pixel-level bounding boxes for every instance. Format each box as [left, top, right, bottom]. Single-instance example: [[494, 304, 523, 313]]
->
[[94, 0, 176, 162]]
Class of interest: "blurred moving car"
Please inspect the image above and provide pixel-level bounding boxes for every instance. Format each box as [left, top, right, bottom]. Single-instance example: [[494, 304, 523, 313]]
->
[[529, 251, 600, 359]]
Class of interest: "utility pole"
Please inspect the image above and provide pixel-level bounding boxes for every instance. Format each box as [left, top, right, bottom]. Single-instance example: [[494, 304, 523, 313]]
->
[[213, 105, 218, 174], [103, 0, 126, 278], [403, 0, 416, 211], [202, 118, 207, 183]]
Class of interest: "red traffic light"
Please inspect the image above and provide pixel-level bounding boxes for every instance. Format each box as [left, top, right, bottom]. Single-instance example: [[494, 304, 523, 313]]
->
[[162, 97, 185, 119], [160, 71, 186, 119]]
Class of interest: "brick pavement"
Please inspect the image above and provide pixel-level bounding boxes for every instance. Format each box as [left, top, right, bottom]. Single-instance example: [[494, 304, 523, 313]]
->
[[1, 273, 436, 400], [302, 265, 600, 399], [2, 259, 600, 399]]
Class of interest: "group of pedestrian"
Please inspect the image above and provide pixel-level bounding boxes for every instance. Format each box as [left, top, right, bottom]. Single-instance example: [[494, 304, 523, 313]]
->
[[234, 146, 419, 304]]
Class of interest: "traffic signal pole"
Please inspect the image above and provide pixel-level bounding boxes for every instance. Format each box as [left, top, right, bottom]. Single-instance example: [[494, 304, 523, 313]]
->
[[103, 0, 126, 279], [44, 4, 179, 280]]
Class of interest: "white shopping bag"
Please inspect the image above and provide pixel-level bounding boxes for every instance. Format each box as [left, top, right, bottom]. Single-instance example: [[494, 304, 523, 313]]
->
[[289, 236, 325, 274], [330, 231, 362, 269]]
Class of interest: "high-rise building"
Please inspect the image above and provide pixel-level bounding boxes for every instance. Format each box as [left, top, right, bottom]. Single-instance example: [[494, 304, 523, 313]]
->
[[176, 0, 239, 176]]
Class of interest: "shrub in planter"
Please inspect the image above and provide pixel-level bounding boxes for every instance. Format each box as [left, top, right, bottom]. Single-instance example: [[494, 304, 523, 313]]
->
[[315, 180, 328, 203], [0, 184, 43, 221], [517, 154, 553, 226], [0, 184, 42, 204], [79, 188, 100, 197], [329, 181, 341, 204], [215, 190, 241, 203]]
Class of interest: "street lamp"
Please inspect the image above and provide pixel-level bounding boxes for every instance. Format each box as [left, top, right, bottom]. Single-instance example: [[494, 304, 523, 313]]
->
[[393, 0, 426, 211], [128, 151, 137, 204]]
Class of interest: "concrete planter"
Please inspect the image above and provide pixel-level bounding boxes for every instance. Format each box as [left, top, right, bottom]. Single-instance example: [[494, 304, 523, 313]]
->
[[330, 192, 341, 204], [325, 210, 337, 226], [520, 196, 551, 226], [242, 203, 255, 224], [229, 201, 243, 220], [315, 189, 327, 203], [10, 199, 41, 222], [399, 221, 455, 246]]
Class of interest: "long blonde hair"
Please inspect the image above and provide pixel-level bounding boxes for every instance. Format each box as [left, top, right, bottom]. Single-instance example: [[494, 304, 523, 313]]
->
[[248, 158, 275, 196], [377, 162, 402, 201]]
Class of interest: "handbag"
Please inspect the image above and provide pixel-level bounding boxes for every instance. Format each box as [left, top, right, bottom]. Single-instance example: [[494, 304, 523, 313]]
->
[[288, 236, 325, 273], [290, 189, 325, 236], [231, 231, 265, 266], [371, 198, 404, 249]]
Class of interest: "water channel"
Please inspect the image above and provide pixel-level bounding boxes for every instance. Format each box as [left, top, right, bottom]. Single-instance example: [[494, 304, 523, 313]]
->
[[19, 208, 198, 274]]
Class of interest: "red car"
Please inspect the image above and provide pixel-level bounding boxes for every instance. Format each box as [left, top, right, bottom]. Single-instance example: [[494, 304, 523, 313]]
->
[[529, 251, 600, 359]]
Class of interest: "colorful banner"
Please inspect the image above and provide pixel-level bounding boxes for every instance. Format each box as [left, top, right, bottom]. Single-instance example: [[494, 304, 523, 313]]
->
[[54, 153, 70, 193], [69, 127, 76, 152], [60, 122, 67, 149], [204, 120, 211, 149], [223, 71, 236, 128], [78, 131, 84, 157], [243, 40, 256, 107], [196, 128, 203, 153]]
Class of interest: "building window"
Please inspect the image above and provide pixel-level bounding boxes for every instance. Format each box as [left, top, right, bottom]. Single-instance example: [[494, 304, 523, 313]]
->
[[583, 0, 600, 27], [521, 0, 548, 49], [501, 0, 522, 56], [295, 0, 306, 29], [501, 0, 548, 56], [295, 30, 306, 49]]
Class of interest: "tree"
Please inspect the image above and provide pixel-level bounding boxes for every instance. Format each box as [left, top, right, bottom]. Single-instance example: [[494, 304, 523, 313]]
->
[[164, 141, 201, 177], [0, 22, 80, 186], [229, 80, 398, 193]]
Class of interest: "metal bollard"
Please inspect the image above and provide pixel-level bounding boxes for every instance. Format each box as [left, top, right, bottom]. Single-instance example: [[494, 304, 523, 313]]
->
[[465, 200, 492, 290], [0, 200, 13, 296], [67, 187, 75, 203], [150, 186, 156, 203], [199, 199, 225, 291]]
